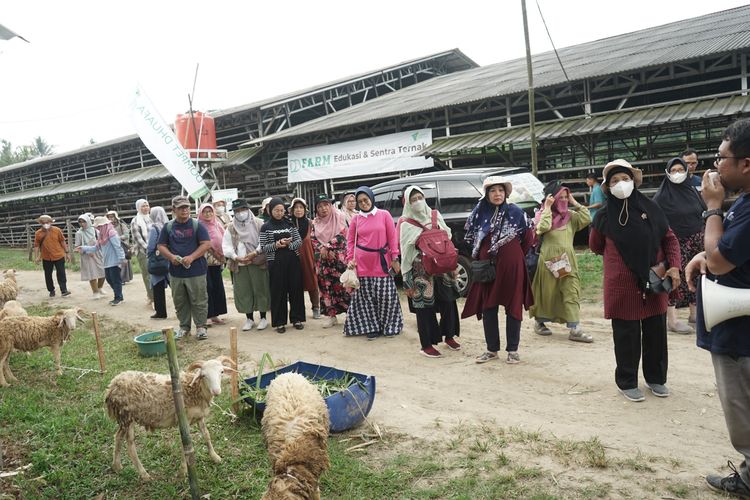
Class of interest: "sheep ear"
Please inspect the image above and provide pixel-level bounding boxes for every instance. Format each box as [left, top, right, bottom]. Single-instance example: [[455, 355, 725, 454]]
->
[[217, 356, 236, 370]]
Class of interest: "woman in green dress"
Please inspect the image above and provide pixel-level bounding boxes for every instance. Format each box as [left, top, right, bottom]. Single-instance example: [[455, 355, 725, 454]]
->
[[530, 181, 592, 342]]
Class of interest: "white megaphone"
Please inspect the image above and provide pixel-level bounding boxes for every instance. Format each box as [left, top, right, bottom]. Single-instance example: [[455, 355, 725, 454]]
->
[[702, 275, 750, 331]]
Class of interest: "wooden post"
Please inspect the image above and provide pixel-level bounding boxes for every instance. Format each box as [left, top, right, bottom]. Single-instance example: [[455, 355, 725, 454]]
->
[[163, 327, 200, 500], [26, 224, 33, 262], [521, 0, 538, 177], [91, 312, 106, 374], [230, 327, 239, 415]]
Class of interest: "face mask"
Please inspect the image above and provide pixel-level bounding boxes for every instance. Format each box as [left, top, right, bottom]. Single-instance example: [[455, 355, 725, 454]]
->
[[412, 200, 427, 212], [43, 223, 51, 230], [667, 171, 687, 184], [610, 180, 634, 200], [215, 206, 226, 215], [235, 211, 249, 222]]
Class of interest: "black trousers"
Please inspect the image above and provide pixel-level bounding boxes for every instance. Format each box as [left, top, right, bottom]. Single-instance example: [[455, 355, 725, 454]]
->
[[153, 280, 167, 317], [206, 265, 228, 318], [42, 258, 67, 293], [612, 313, 668, 390], [268, 250, 305, 327], [482, 306, 521, 353]]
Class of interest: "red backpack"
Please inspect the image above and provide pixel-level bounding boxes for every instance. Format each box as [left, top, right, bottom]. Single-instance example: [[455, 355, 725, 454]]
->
[[403, 210, 458, 275]]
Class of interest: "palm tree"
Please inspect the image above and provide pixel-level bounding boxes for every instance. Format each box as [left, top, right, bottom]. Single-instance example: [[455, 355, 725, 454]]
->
[[32, 136, 55, 157]]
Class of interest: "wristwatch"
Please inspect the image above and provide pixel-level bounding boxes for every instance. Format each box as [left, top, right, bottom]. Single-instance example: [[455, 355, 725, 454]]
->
[[702, 209, 724, 220]]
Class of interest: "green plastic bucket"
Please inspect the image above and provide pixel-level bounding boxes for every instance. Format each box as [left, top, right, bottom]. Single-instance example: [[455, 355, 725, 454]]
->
[[134, 331, 166, 357]]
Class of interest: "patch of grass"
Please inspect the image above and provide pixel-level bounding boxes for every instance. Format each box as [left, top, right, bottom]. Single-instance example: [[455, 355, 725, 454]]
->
[[577, 250, 603, 301], [666, 482, 690, 498]]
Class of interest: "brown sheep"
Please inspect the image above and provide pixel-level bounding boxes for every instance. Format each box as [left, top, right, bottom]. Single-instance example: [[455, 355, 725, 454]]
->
[[0, 269, 19, 306], [0, 300, 28, 321], [105, 356, 235, 480], [261, 372, 330, 500], [0, 307, 84, 386]]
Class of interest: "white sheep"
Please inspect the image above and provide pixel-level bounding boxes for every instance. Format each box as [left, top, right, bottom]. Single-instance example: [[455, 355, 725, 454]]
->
[[0, 300, 28, 321], [0, 269, 19, 306], [0, 307, 84, 387], [261, 372, 330, 500], [105, 355, 235, 480]]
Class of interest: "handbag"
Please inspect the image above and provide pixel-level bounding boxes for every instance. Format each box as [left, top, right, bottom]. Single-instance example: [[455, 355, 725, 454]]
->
[[121, 241, 133, 260], [544, 252, 572, 279], [206, 249, 226, 267], [340, 223, 360, 289], [647, 261, 673, 294], [525, 234, 544, 279], [147, 250, 169, 276], [471, 259, 496, 283]]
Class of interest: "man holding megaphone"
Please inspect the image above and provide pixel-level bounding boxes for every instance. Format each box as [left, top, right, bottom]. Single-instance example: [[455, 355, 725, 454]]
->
[[685, 119, 750, 498]]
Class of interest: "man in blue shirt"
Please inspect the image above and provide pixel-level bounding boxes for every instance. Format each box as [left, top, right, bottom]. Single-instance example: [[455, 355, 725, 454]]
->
[[686, 119, 750, 497], [157, 195, 212, 340], [681, 148, 703, 189], [585, 172, 605, 222]]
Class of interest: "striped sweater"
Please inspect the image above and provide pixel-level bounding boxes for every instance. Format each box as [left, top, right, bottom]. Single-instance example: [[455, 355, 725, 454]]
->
[[258, 224, 302, 263]]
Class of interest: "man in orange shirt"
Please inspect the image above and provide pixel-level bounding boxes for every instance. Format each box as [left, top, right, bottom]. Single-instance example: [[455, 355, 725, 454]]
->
[[34, 214, 71, 297]]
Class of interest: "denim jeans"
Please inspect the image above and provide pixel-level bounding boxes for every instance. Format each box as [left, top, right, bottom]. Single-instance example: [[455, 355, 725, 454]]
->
[[104, 266, 123, 301]]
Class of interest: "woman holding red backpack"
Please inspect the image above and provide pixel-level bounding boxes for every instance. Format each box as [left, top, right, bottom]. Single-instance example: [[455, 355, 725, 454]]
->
[[399, 186, 461, 358]]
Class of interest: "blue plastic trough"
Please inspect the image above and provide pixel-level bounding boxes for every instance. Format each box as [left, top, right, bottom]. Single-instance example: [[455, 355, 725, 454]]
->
[[242, 361, 376, 433]]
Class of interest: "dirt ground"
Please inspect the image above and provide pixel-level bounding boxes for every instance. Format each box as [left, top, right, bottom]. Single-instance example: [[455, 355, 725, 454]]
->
[[12, 269, 738, 495]]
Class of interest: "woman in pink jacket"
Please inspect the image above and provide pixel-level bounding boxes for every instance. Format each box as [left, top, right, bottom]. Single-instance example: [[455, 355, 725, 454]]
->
[[343, 186, 404, 340]]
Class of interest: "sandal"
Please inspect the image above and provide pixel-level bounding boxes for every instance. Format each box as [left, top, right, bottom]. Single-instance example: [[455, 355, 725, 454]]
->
[[209, 317, 226, 325], [475, 352, 499, 364], [293, 322, 304, 330], [568, 328, 593, 343]]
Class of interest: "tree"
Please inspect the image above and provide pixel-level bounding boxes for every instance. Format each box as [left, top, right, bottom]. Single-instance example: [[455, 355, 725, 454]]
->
[[0, 137, 56, 167], [32, 136, 55, 157]]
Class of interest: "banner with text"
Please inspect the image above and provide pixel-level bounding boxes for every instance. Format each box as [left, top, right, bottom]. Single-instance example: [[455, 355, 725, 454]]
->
[[129, 85, 209, 199], [287, 129, 433, 183]]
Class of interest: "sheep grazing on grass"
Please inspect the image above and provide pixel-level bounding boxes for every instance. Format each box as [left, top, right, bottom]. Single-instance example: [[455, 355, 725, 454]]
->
[[105, 356, 236, 481], [261, 372, 330, 500], [0, 307, 84, 387], [0, 300, 28, 321], [0, 270, 19, 306]]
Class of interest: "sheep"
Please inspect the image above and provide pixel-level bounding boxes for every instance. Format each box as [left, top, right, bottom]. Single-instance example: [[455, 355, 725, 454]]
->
[[0, 300, 28, 321], [0, 307, 84, 387], [0, 269, 18, 306], [261, 372, 330, 500], [105, 356, 235, 481]]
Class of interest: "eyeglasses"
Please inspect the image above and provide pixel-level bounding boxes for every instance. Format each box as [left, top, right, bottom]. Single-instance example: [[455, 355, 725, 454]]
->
[[715, 153, 742, 164]]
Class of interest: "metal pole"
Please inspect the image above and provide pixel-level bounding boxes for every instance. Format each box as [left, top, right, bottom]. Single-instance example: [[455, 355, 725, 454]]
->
[[163, 327, 200, 499], [522, 0, 539, 177]]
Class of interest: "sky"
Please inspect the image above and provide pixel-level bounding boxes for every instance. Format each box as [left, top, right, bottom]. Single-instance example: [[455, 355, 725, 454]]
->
[[1, 0, 748, 155]]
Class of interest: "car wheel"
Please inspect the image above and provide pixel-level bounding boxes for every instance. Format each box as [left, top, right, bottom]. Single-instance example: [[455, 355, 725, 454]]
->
[[456, 255, 472, 297]]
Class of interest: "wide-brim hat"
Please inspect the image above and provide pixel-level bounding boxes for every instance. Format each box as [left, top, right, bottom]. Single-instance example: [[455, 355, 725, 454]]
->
[[290, 197, 308, 209], [38, 214, 54, 223], [602, 159, 643, 190], [480, 176, 512, 199], [92, 216, 110, 228]]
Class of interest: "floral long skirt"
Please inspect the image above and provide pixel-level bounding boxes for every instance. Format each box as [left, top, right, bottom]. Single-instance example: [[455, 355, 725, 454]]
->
[[670, 230, 704, 308]]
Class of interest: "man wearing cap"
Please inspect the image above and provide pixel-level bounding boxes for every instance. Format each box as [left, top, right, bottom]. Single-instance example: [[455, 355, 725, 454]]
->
[[157, 196, 212, 340], [34, 214, 71, 297]]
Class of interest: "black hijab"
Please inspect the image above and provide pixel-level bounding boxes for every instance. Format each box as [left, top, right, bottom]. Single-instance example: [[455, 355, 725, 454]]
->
[[261, 197, 294, 233], [652, 158, 705, 238], [593, 167, 670, 292]]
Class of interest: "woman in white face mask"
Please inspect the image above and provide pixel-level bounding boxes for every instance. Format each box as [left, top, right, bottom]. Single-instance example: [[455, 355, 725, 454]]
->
[[652, 157, 707, 334], [589, 159, 682, 403]]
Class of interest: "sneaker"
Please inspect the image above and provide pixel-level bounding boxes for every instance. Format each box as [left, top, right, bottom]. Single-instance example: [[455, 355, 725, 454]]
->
[[420, 346, 442, 358], [322, 316, 338, 328], [313, 308, 321, 319], [196, 327, 208, 340], [568, 327, 593, 343], [619, 387, 645, 402], [276, 326, 286, 334], [706, 461, 750, 498], [93, 292, 102, 300], [668, 321, 693, 334], [294, 322, 304, 330], [506, 352, 521, 364], [242, 319, 255, 331], [61, 290, 71, 297], [444, 337, 461, 351], [109, 299, 123, 306], [257, 318, 269, 330], [475, 351, 499, 364], [366, 332, 378, 341], [49, 291, 56, 298], [534, 321, 552, 336], [98, 290, 107, 297], [174, 328, 188, 340], [646, 382, 670, 398]]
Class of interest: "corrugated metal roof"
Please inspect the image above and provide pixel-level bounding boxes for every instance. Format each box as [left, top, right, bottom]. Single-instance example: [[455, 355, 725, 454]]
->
[[244, 6, 750, 145], [223, 146, 263, 166], [418, 94, 750, 156]]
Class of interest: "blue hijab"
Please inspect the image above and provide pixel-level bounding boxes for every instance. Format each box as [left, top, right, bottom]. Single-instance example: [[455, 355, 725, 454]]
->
[[354, 186, 376, 213], [465, 199, 527, 258]]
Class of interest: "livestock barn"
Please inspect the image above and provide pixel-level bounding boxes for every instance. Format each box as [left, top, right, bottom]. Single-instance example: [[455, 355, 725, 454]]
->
[[1, 6, 750, 246]]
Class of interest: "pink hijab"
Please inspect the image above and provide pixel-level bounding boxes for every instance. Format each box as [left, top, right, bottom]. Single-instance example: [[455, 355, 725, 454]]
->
[[97, 222, 118, 246], [534, 187, 571, 230], [198, 203, 225, 256], [313, 203, 347, 244]]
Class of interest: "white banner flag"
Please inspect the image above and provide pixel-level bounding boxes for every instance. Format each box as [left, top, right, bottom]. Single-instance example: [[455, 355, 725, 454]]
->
[[287, 129, 433, 183], [130, 85, 209, 199]]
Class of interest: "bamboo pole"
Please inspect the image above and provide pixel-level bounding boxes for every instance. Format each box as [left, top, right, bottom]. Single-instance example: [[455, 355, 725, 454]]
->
[[521, 0, 539, 177], [230, 327, 239, 415], [163, 327, 200, 500], [91, 312, 106, 374], [26, 224, 32, 262]]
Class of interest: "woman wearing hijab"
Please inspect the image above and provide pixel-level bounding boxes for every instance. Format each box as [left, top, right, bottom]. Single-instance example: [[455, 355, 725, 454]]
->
[[147, 206, 170, 319], [106, 210, 133, 284], [652, 157, 706, 334], [589, 159, 681, 402], [198, 203, 228, 326], [291, 198, 321, 319], [341, 192, 358, 224], [530, 181, 592, 342], [212, 199, 232, 227], [462, 176, 533, 364], [76, 216, 126, 306], [400, 186, 461, 358], [311, 193, 351, 329], [75, 213, 106, 298], [258, 198, 305, 333], [130, 199, 154, 307], [223, 199, 271, 331], [343, 186, 403, 339]]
